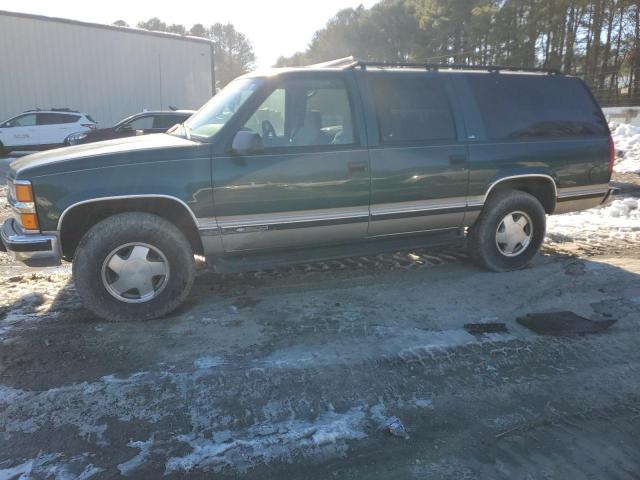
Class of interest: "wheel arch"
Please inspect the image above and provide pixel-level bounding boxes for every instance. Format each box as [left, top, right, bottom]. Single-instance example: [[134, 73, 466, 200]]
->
[[484, 174, 557, 214], [58, 195, 204, 260]]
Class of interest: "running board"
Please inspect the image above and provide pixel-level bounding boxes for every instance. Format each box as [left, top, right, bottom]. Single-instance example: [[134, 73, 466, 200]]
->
[[210, 229, 465, 273]]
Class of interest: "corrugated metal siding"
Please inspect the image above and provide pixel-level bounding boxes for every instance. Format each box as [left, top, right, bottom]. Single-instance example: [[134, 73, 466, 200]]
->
[[0, 12, 213, 126]]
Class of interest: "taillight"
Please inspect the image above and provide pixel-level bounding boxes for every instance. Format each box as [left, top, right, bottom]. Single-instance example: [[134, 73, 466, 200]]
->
[[608, 134, 615, 174], [82, 123, 97, 130]]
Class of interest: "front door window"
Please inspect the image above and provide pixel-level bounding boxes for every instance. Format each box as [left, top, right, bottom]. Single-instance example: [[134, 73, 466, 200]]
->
[[243, 78, 355, 148]]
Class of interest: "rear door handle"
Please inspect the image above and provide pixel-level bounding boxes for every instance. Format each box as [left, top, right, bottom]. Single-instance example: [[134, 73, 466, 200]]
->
[[348, 161, 369, 173], [449, 154, 467, 166]]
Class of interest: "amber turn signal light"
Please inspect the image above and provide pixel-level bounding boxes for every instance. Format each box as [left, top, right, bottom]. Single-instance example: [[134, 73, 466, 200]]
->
[[15, 184, 34, 203], [20, 213, 38, 230]]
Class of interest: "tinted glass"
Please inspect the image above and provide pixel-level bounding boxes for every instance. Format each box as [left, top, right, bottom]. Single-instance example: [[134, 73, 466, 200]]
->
[[243, 78, 355, 148], [467, 74, 607, 139], [126, 116, 154, 130], [153, 114, 188, 129], [37, 113, 80, 125], [9, 114, 36, 127], [370, 76, 456, 143]]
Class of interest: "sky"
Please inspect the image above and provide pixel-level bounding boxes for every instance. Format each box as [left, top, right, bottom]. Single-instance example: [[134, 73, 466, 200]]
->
[[0, 0, 378, 68]]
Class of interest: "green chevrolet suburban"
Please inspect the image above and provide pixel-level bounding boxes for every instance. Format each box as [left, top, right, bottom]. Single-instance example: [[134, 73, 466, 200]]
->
[[1, 59, 615, 321]]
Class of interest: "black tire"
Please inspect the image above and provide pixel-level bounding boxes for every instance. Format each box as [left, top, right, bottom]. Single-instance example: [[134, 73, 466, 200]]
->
[[72, 212, 195, 321], [468, 189, 546, 272]]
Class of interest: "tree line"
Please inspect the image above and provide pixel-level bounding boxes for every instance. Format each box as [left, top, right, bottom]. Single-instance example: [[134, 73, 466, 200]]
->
[[276, 0, 640, 106], [113, 18, 256, 88]]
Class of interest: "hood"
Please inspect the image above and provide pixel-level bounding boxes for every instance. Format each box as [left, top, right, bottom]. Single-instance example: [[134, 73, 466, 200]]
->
[[10, 134, 199, 178]]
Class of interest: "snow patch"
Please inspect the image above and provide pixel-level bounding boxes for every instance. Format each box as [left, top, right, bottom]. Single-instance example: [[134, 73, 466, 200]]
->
[[611, 122, 640, 173], [256, 326, 500, 369], [117, 436, 154, 476], [193, 356, 225, 369], [165, 407, 367, 474], [547, 197, 640, 244], [0, 453, 102, 480]]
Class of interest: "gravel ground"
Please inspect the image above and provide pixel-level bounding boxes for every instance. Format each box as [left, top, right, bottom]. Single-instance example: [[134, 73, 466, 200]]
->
[[1, 154, 640, 478]]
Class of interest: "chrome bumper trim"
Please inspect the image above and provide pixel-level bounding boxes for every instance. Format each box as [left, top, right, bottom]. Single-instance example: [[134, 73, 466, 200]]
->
[[0, 218, 61, 267]]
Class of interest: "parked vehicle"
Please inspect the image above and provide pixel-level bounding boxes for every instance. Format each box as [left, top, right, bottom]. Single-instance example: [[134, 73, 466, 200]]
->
[[65, 110, 195, 146], [1, 59, 615, 321], [0, 109, 96, 155]]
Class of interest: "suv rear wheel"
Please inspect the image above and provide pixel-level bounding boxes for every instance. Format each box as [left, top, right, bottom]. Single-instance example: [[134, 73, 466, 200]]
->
[[72, 212, 195, 321], [468, 190, 546, 272]]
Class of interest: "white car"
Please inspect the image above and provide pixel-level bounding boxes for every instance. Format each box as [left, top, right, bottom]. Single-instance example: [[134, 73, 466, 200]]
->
[[0, 109, 97, 155]]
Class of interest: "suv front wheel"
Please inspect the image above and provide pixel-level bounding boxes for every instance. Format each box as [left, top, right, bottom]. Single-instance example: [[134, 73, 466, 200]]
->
[[73, 212, 196, 321], [468, 189, 546, 272]]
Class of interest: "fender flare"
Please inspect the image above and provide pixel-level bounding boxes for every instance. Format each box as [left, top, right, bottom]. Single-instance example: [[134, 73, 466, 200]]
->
[[56, 194, 200, 232]]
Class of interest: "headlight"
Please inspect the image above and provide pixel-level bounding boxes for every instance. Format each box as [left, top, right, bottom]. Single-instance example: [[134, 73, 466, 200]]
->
[[66, 132, 88, 145]]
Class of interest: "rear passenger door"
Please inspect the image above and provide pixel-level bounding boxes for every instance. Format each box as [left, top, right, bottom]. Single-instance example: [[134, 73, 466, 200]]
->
[[364, 73, 469, 236], [212, 74, 370, 253]]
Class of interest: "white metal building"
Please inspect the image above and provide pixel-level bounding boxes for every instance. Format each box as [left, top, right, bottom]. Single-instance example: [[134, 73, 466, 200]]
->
[[0, 10, 215, 127]]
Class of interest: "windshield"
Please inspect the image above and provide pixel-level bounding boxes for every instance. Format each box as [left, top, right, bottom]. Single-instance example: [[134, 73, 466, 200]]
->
[[181, 78, 262, 140]]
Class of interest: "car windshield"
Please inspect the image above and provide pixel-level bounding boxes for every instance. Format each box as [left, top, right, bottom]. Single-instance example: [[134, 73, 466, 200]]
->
[[180, 78, 262, 140]]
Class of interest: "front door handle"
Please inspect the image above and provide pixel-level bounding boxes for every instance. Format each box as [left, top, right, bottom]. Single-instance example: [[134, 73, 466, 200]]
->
[[348, 161, 369, 173], [449, 154, 467, 166]]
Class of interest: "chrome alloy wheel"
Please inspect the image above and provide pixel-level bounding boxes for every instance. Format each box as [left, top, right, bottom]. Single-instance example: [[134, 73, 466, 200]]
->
[[101, 243, 170, 303], [495, 211, 533, 257]]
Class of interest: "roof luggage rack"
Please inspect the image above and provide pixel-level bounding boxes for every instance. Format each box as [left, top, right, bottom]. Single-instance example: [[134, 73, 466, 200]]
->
[[307, 56, 561, 75], [25, 108, 80, 113], [350, 59, 562, 75]]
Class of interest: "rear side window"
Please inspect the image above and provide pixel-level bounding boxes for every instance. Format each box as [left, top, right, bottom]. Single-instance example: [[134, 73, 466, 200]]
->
[[37, 113, 81, 125], [153, 114, 189, 129], [370, 76, 457, 144], [467, 74, 607, 140]]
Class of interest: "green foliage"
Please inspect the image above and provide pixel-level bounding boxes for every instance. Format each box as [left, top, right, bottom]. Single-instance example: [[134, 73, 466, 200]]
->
[[277, 0, 640, 105], [134, 18, 256, 89]]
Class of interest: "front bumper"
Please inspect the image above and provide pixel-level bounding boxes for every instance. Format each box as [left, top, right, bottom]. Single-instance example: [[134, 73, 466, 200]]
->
[[0, 218, 61, 267]]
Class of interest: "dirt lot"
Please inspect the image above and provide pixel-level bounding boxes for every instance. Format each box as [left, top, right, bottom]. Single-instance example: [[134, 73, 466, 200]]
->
[[1, 155, 640, 479]]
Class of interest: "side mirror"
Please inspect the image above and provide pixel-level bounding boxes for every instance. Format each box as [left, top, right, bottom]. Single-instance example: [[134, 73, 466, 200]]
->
[[231, 130, 264, 155]]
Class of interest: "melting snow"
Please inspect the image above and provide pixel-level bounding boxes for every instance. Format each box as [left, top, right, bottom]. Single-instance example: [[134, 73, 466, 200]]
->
[[0, 454, 102, 480], [547, 197, 640, 244], [612, 122, 640, 173], [165, 407, 367, 474]]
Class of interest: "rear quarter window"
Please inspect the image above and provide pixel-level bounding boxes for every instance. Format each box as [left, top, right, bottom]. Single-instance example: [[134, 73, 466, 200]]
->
[[37, 113, 81, 125], [467, 74, 607, 140]]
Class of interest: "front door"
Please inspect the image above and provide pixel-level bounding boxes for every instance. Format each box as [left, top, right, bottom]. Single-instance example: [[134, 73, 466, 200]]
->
[[364, 73, 469, 236], [212, 74, 370, 253], [3, 113, 37, 147]]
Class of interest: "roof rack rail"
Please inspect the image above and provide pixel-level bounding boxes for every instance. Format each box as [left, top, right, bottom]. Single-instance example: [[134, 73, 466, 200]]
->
[[24, 108, 80, 113], [347, 59, 561, 75], [308, 56, 360, 69]]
